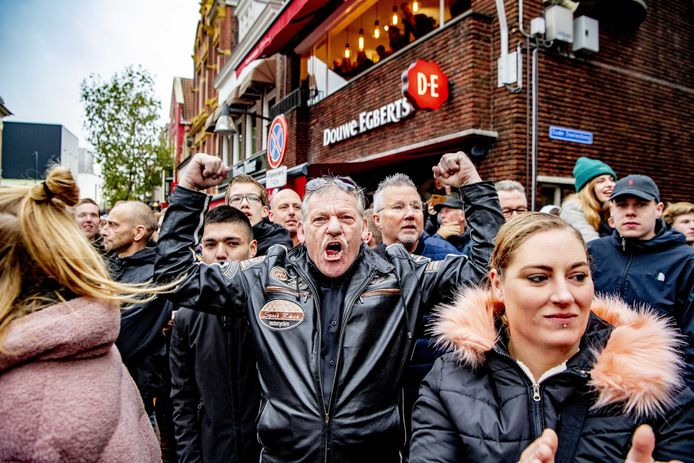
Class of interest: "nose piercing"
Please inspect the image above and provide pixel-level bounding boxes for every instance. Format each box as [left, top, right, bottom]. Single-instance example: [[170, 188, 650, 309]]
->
[[562, 324, 567, 329]]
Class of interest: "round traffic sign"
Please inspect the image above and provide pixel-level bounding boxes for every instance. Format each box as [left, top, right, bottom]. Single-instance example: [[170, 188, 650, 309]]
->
[[267, 115, 288, 169]]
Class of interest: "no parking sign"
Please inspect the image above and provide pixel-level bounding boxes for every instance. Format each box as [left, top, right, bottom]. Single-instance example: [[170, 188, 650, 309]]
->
[[267, 115, 288, 169]]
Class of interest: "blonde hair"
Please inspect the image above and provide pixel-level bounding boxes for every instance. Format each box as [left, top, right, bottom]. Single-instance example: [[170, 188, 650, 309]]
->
[[0, 167, 172, 349], [563, 176, 610, 232], [663, 202, 694, 225]]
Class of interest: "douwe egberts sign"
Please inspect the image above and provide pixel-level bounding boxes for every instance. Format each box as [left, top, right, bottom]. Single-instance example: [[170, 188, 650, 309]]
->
[[402, 59, 449, 111], [322, 97, 414, 146]]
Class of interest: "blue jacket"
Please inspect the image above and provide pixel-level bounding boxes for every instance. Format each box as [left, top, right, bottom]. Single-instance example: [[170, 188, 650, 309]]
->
[[588, 220, 694, 389], [414, 231, 462, 260]]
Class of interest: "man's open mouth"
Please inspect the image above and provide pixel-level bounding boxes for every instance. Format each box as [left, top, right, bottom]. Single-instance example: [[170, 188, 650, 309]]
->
[[325, 241, 343, 260]]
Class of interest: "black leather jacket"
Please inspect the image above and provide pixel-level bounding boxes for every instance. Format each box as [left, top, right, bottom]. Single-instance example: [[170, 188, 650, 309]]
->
[[155, 182, 503, 462]]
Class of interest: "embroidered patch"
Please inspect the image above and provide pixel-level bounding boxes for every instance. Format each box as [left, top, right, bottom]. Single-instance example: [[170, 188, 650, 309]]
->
[[258, 300, 305, 331], [270, 266, 289, 282], [425, 260, 443, 272], [221, 260, 240, 281], [240, 256, 266, 270]]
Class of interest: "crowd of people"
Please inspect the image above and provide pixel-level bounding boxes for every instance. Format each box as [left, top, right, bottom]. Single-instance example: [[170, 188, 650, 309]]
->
[[1, 150, 693, 462]]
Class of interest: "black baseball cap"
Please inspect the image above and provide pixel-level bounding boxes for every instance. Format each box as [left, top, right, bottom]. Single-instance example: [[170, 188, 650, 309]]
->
[[434, 195, 463, 212], [609, 174, 660, 202]]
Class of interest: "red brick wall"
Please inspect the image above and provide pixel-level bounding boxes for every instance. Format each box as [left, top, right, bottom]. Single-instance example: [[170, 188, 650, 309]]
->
[[280, 0, 693, 202]]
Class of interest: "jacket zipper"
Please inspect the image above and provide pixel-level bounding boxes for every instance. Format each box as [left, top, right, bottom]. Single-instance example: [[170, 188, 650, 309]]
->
[[266, 285, 309, 299], [618, 246, 634, 298]]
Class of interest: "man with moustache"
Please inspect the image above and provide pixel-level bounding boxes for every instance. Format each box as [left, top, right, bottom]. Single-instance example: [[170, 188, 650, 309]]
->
[[155, 151, 503, 462]]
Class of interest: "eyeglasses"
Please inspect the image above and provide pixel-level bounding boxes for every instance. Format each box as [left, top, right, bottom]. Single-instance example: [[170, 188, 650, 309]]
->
[[305, 176, 358, 192], [381, 201, 425, 214], [502, 207, 528, 217], [228, 193, 263, 205]]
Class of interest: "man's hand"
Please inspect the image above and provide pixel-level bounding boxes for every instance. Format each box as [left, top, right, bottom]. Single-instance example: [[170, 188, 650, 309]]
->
[[433, 151, 482, 188], [625, 425, 682, 463], [179, 153, 229, 191], [518, 429, 558, 463], [437, 222, 461, 239]]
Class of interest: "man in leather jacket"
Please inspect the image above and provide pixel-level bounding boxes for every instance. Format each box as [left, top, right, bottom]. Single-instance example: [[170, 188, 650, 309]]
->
[[155, 151, 504, 462]]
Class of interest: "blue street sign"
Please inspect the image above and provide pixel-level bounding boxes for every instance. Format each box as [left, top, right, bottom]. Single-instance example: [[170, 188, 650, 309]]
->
[[549, 126, 593, 145]]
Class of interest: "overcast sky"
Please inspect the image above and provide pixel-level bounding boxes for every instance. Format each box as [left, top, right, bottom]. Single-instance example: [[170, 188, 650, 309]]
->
[[0, 0, 199, 147]]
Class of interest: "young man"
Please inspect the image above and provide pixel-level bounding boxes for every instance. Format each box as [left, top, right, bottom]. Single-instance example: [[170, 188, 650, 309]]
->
[[225, 174, 292, 255], [169, 206, 260, 463], [588, 175, 694, 389], [664, 202, 694, 248], [155, 151, 503, 462], [269, 188, 303, 247], [74, 198, 105, 253]]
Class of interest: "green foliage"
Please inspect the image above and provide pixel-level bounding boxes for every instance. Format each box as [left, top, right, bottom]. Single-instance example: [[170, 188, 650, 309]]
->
[[80, 65, 170, 206]]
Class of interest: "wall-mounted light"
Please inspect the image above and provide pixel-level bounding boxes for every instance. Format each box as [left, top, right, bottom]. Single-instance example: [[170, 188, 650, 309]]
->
[[373, 20, 381, 38], [214, 103, 235, 136]]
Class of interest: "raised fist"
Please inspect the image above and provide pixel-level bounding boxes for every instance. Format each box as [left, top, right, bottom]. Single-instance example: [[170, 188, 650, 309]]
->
[[179, 153, 230, 191]]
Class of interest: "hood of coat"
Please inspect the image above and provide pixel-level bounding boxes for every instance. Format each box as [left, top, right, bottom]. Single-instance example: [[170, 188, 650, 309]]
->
[[432, 287, 686, 420], [0, 298, 120, 373]]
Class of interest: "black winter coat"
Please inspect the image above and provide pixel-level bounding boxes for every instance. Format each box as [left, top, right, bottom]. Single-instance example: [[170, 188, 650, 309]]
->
[[588, 220, 694, 388], [155, 182, 503, 463], [253, 217, 293, 256], [170, 308, 260, 463], [109, 246, 173, 408], [410, 288, 694, 462]]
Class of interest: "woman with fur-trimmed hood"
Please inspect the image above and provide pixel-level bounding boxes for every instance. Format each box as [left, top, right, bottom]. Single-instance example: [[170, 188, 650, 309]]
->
[[410, 213, 694, 463]]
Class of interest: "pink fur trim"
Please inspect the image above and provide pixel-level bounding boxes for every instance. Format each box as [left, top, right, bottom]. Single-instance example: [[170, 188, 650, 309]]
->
[[589, 295, 685, 419], [433, 290, 685, 419], [431, 287, 498, 368]]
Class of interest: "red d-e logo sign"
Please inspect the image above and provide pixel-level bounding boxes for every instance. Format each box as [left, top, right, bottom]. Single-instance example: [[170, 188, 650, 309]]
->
[[402, 60, 449, 111]]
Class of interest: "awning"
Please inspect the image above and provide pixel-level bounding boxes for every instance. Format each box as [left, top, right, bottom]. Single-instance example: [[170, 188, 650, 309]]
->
[[225, 87, 255, 107], [238, 57, 277, 99], [236, 0, 331, 77]]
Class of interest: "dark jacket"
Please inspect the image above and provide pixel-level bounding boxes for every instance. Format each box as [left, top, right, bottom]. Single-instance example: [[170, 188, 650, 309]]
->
[[155, 182, 503, 463], [410, 288, 694, 462], [587, 220, 694, 388], [253, 217, 293, 256], [109, 246, 173, 409], [414, 231, 461, 260], [170, 308, 260, 463]]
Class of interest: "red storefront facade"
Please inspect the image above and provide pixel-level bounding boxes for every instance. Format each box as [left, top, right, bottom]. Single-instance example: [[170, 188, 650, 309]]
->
[[219, 0, 693, 207]]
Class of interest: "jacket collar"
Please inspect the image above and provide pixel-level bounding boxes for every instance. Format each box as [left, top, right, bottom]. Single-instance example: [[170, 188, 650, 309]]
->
[[432, 287, 686, 419]]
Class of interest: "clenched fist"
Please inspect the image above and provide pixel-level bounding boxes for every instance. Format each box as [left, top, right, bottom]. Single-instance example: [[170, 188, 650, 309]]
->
[[179, 153, 230, 191]]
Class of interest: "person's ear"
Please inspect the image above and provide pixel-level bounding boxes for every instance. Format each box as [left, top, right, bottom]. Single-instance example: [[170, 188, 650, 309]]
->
[[360, 218, 369, 242], [297, 222, 305, 243], [373, 211, 383, 229], [133, 224, 147, 242], [490, 268, 504, 302], [262, 205, 270, 218], [655, 202, 664, 218], [248, 240, 258, 258]]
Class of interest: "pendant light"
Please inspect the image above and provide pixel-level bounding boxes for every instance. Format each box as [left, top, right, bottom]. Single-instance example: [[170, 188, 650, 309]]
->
[[412, 0, 419, 12], [373, 20, 381, 39], [358, 28, 365, 51], [392, 4, 399, 25], [344, 42, 351, 59]]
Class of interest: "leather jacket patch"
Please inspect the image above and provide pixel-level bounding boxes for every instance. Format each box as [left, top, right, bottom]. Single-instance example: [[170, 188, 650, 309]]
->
[[258, 300, 305, 331]]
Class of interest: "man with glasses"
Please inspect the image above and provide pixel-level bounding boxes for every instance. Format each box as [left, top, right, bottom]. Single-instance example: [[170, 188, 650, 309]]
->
[[494, 179, 529, 220], [373, 173, 461, 260], [155, 151, 504, 462], [225, 174, 292, 255]]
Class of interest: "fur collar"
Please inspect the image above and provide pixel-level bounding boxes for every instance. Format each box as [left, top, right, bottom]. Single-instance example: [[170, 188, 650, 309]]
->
[[432, 287, 686, 419]]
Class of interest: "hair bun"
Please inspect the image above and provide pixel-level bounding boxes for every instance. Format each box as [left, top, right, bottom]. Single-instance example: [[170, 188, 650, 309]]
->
[[34, 167, 80, 206]]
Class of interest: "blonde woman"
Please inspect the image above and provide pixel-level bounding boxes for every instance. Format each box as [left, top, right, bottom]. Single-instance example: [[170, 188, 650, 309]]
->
[[410, 213, 693, 462], [0, 167, 162, 462], [560, 156, 616, 242]]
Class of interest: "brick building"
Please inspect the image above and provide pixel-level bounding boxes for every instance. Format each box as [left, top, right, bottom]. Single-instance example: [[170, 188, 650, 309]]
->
[[209, 0, 693, 207]]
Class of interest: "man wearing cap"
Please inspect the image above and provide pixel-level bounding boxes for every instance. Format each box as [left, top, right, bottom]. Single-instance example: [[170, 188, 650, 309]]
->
[[432, 194, 470, 254], [588, 174, 694, 389]]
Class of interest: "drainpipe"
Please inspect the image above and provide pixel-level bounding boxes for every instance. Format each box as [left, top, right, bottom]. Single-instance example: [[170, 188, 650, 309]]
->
[[530, 46, 539, 211]]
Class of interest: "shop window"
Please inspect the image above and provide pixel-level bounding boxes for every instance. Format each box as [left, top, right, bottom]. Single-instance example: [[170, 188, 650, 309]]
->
[[300, 0, 469, 104]]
